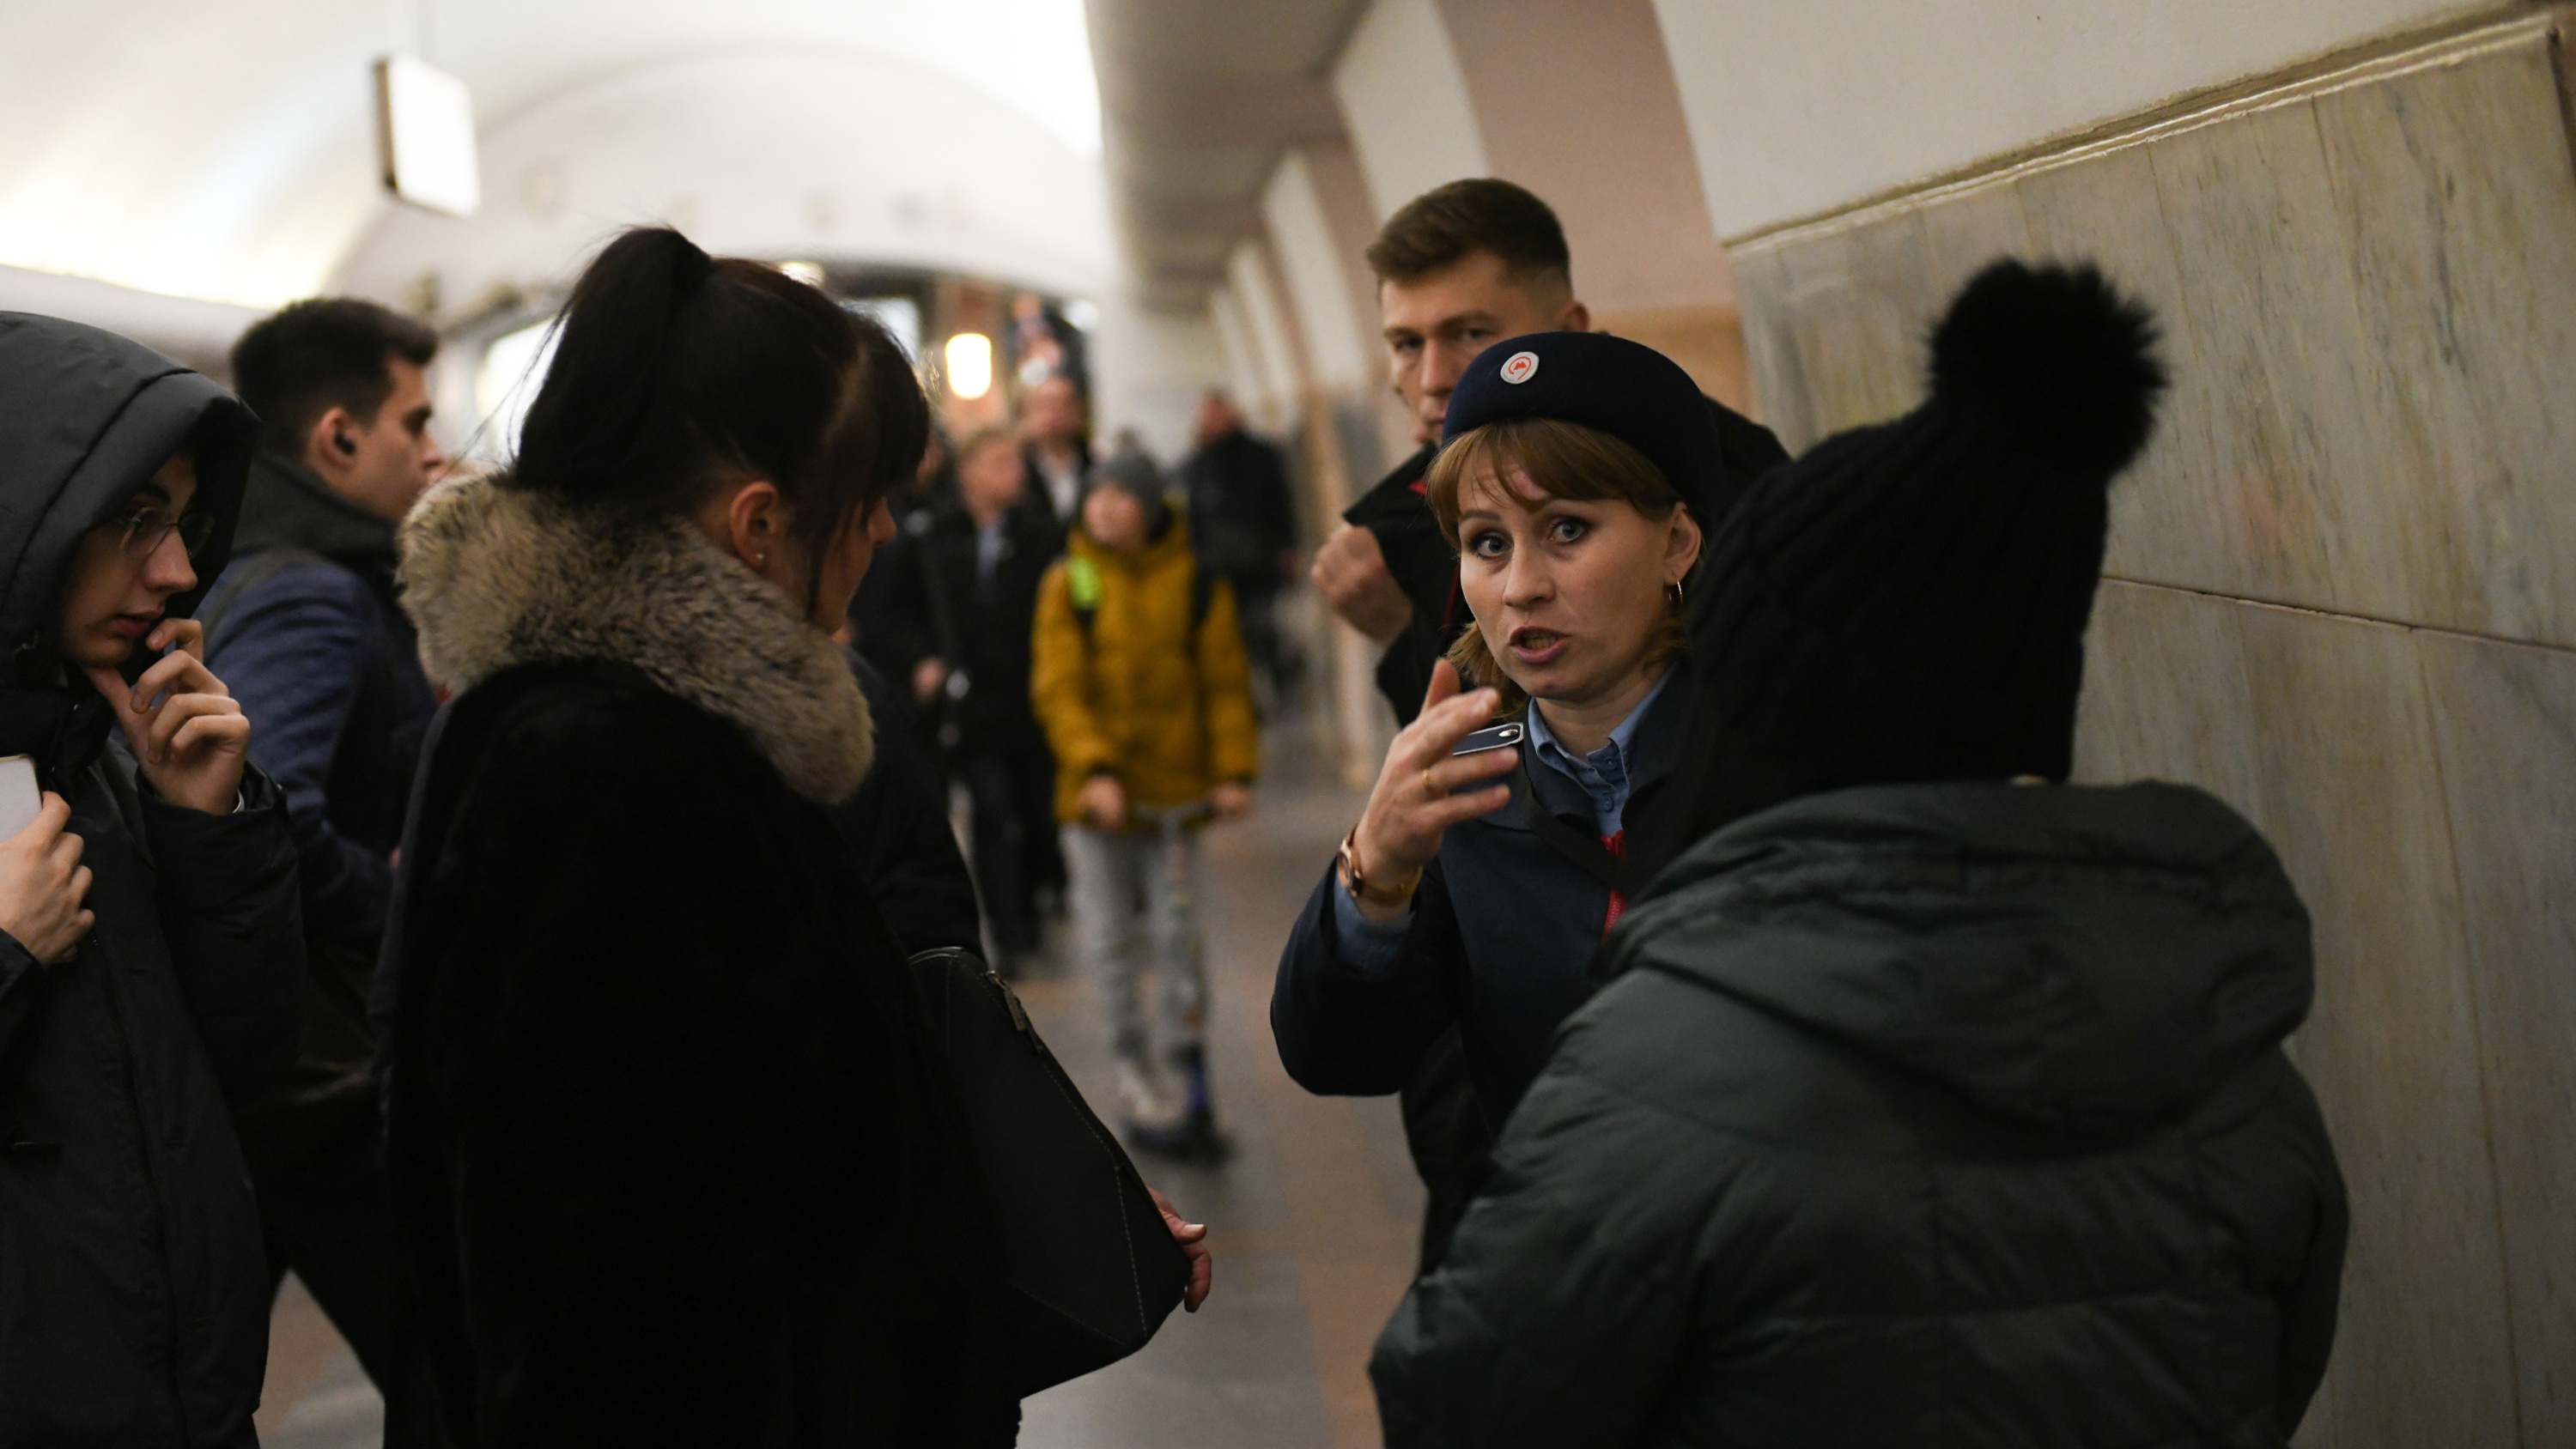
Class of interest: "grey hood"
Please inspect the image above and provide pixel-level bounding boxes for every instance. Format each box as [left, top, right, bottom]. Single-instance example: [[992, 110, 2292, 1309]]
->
[[1604, 779, 2313, 1137], [0, 312, 258, 664]]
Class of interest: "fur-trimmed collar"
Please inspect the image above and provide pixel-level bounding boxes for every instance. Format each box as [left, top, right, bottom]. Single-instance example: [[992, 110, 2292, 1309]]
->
[[399, 472, 872, 803]]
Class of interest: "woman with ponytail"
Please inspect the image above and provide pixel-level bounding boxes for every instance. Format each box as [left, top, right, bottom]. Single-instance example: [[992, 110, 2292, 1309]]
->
[[381, 228, 1019, 1446]]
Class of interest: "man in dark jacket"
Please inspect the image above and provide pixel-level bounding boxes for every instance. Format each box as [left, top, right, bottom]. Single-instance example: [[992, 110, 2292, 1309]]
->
[[1370, 263, 2348, 1446], [0, 312, 305, 1447], [1180, 390, 1298, 702], [867, 426, 1064, 966], [210, 296, 446, 1440]]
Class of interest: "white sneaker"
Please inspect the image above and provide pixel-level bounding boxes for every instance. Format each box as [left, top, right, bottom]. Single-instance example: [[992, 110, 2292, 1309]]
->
[[1115, 1058, 1187, 1133]]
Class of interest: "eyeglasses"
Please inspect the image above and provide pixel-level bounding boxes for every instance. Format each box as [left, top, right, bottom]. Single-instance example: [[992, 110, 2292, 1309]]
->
[[108, 505, 218, 561]]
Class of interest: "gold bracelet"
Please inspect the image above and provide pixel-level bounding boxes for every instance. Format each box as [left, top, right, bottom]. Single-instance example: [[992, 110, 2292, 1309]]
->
[[1338, 827, 1421, 909]]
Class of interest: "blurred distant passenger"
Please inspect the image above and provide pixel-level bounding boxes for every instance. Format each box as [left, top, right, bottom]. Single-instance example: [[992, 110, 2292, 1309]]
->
[[1180, 390, 1300, 706], [873, 427, 1062, 970], [1031, 452, 1256, 1156], [212, 298, 444, 1442], [0, 312, 302, 1447], [844, 422, 957, 743], [1018, 372, 1092, 533], [380, 228, 1018, 1445], [834, 650, 984, 959], [1370, 264, 2348, 1449]]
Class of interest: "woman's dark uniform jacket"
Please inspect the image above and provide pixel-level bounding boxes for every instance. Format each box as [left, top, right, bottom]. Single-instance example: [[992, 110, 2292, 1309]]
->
[[0, 312, 304, 1446], [379, 472, 1017, 1446]]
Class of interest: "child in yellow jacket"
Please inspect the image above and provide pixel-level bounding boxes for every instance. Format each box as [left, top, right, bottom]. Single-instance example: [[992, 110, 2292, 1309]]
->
[[1030, 452, 1259, 1155]]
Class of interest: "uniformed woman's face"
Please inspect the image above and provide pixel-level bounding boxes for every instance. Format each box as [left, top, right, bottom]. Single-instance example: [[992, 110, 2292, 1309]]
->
[[1455, 466, 1699, 709]]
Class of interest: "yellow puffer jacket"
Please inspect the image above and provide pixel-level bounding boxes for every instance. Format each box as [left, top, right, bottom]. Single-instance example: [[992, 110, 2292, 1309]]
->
[[1030, 518, 1261, 826]]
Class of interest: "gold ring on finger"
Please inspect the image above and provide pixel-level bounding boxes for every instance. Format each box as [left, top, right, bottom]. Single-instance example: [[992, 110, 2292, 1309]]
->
[[1422, 767, 1436, 796]]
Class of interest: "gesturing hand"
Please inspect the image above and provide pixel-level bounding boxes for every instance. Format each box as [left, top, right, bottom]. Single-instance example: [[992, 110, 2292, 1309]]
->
[[1346, 660, 1517, 921], [1311, 524, 1413, 647], [1149, 1187, 1212, 1313], [0, 794, 94, 964], [82, 617, 248, 816]]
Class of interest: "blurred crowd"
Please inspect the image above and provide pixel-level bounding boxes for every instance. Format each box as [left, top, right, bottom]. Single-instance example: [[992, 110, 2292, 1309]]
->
[[0, 169, 2345, 1449]]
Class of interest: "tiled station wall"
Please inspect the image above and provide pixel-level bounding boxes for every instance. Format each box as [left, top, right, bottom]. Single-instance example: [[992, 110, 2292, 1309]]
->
[[1726, 12, 2576, 1446]]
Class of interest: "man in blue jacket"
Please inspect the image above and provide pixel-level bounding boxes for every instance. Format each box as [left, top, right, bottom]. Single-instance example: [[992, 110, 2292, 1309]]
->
[[209, 297, 445, 1441]]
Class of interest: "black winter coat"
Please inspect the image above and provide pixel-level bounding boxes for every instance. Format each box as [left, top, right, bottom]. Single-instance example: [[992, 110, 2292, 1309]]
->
[[384, 473, 1018, 1447], [0, 312, 305, 1446], [866, 502, 1057, 761], [1181, 427, 1295, 581], [1372, 781, 2348, 1449]]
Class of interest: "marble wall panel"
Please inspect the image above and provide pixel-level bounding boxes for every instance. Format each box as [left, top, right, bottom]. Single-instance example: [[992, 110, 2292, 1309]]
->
[[2143, 96, 2390, 617], [2312, 36, 2576, 646], [2014, 142, 2259, 608], [2069, 580, 2262, 809], [1726, 245, 1814, 452], [1750, 209, 1933, 445], [1914, 175, 2031, 306], [1730, 15, 2576, 649], [2232, 603, 2519, 1446], [2421, 631, 2576, 1446]]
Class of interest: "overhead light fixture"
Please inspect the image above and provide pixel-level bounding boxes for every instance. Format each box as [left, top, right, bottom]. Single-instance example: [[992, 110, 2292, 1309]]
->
[[374, 56, 482, 217], [945, 332, 993, 399], [779, 260, 825, 288]]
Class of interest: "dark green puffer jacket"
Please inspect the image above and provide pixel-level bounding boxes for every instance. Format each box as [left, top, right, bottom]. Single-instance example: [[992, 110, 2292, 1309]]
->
[[1371, 781, 2347, 1449]]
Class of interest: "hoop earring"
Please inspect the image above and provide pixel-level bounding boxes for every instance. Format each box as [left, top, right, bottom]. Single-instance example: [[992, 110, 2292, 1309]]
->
[[1665, 577, 1685, 610]]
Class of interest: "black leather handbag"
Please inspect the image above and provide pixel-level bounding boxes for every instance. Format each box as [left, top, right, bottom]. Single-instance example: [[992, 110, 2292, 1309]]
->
[[910, 947, 1193, 1397]]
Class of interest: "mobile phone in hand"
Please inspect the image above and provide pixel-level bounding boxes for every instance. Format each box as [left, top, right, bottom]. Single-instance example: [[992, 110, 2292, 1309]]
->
[[1451, 721, 1524, 757]]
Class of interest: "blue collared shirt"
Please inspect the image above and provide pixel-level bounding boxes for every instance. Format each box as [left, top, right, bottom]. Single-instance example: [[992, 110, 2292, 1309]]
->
[[1523, 668, 1672, 840], [1331, 667, 1676, 969]]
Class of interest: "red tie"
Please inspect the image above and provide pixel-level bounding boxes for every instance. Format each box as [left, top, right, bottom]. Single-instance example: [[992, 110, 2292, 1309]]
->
[[1598, 829, 1628, 939]]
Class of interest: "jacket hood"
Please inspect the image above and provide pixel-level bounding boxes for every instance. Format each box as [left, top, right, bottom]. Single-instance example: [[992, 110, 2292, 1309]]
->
[[398, 471, 873, 803], [234, 451, 398, 567], [1604, 780, 2312, 1137], [0, 312, 258, 664]]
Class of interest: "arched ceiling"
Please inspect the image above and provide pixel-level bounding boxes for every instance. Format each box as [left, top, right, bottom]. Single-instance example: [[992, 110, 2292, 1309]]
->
[[0, 0, 1106, 311]]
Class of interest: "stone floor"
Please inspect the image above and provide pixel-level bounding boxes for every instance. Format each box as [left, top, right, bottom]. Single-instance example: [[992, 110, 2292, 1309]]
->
[[258, 725, 1422, 1449]]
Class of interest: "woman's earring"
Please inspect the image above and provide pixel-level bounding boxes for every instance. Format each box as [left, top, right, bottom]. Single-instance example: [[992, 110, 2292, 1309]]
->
[[1665, 577, 1686, 609], [756, 551, 769, 567]]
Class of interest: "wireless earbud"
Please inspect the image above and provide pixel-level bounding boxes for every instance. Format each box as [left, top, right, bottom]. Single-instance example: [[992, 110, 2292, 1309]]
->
[[333, 432, 358, 457]]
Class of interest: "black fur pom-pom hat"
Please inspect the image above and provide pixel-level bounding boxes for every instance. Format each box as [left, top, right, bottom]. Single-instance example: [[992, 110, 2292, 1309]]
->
[[1692, 258, 2167, 799]]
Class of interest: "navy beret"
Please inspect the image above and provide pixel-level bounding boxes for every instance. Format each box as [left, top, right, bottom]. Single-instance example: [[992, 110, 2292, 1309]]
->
[[1442, 330, 1742, 524]]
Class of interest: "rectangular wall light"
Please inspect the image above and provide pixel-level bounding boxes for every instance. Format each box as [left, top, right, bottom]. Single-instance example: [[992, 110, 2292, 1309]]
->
[[374, 56, 482, 218]]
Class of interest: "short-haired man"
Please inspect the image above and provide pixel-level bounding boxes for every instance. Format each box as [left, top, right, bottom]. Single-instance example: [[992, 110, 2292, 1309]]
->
[[213, 297, 446, 1441], [1304, 179, 1789, 1276]]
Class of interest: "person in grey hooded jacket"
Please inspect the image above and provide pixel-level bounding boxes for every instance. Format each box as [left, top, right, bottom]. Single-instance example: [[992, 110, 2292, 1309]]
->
[[1369, 262, 2348, 1448], [0, 312, 305, 1446]]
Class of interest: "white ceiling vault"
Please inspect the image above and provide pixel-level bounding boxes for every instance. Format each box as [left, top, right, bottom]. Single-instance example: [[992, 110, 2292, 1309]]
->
[[0, 0, 1111, 313]]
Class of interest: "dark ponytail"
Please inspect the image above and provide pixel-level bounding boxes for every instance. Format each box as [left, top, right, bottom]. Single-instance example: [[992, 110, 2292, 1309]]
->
[[512, 227, 927, 602]]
